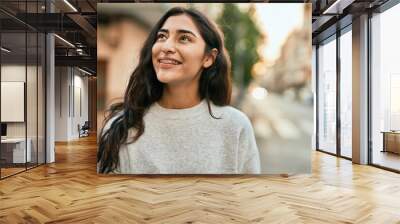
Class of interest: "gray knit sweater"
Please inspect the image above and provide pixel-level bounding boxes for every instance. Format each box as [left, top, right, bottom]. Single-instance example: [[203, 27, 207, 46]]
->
[[102, 100, 261, 174]]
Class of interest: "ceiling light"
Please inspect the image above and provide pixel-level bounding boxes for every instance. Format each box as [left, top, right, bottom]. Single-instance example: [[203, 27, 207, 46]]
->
[[322, 0, 354, 15], [54, 34, 75, 48], [77, 67, 93, 76], [1, 47, 11, 53], [63, 0, 78, 12]]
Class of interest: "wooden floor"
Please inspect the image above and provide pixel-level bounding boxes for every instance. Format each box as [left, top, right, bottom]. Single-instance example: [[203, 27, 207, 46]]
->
[[0, 167, 26, 178], [1, 135, 400, 223], [373, 151, 400, 171], [1, 163, 44, 178]]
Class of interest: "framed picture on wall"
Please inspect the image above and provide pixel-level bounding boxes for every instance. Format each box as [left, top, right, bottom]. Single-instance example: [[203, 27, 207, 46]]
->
[[1, 81, 25, 122]]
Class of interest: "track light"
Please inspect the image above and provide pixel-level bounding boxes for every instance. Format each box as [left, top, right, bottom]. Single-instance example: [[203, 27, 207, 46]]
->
[[1, 47, 11, 53], [63, 0, 78, 12], [77, 67, 93, 76], [322, 0, 354, 15], [54, 34, 75, 48]]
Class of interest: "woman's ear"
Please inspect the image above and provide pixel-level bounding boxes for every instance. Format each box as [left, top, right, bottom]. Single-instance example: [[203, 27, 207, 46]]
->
[[203, 48, 218, 68]]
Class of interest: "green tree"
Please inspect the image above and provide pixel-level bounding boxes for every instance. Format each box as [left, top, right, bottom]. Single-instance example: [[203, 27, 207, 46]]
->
[[217, 4, 262, 104]]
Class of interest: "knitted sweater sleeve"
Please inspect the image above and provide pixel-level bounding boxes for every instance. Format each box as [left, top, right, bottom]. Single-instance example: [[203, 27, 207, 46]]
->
[[237, 116, 261, 174]]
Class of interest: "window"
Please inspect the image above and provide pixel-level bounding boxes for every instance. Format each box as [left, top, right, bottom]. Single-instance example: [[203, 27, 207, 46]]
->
[[317, 36, 337, 154], [339, 28, 352, 158], [371, 3, 400, 171]]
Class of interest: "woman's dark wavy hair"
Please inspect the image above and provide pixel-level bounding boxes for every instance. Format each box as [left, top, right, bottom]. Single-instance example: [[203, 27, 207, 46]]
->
[[97, 7, 232, 173]]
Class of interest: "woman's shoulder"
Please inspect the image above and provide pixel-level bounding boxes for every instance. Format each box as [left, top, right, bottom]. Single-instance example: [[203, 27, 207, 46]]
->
[[212, 103, 253, 129]]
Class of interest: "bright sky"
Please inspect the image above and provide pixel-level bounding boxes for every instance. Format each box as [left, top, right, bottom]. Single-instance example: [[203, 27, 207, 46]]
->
[[254, 4, 305, 62]]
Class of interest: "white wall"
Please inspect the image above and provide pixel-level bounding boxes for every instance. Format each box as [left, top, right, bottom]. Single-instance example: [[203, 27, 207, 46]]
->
[[71, 71, 89, 139], [1, 65, 35, 137], [55, 67, 69, 141], [55, 67, 89, 141]]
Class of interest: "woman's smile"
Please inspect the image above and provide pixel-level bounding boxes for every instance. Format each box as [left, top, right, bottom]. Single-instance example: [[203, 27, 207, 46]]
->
[[158, 57, 182, 69]]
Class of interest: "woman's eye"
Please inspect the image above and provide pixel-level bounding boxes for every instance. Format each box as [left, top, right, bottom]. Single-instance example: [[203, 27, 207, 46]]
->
[[157, 33, 167, 40], [180, 35, 191, 43]]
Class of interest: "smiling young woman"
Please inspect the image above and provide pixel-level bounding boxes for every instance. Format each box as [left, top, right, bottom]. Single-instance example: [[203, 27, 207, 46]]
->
[[97, 7, 261, 174]]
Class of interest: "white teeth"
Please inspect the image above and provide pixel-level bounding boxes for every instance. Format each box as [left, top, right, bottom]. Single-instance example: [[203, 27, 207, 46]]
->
[[159, 59, 180, 65]]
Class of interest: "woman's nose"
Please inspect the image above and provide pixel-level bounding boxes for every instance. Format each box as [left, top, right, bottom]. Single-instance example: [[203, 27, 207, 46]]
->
[[161, 38, 176, 54]]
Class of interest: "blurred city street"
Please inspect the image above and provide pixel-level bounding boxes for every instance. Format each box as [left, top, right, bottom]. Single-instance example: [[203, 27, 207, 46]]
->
[[240, 90, 313, 174]]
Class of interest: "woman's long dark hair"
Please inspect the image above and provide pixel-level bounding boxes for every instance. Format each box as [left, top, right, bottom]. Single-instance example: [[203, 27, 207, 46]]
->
[[97, 7, 232, 173]]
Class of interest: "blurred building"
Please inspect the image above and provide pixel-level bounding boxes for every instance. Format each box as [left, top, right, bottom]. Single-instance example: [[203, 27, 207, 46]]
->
[[260, 4, 312, 100]]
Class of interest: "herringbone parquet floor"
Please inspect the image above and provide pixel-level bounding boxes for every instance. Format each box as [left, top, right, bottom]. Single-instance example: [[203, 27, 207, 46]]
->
[[1, 135, 400, 223]]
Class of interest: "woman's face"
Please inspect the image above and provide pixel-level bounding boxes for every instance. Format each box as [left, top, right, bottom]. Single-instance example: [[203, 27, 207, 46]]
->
[[152, 14, 214, 86]]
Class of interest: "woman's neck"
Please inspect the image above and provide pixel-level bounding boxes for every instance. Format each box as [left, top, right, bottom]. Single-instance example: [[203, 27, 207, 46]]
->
[[158, 83, 201, 109]]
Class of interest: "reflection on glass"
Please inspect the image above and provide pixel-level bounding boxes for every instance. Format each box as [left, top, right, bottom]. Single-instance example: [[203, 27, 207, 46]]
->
[[1, 31, 27, 177], [318, 37, 337, 154], [340, 29, 352, 158], [371, 3, 400, 171]]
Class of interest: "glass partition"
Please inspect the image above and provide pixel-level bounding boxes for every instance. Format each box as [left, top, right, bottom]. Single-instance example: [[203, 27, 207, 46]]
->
[[1, 30, 28, 177], [0, 1, 46, 179]]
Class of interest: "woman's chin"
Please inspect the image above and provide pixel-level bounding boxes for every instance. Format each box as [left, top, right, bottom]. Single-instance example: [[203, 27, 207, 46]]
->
[[156, 73, 180, 84]]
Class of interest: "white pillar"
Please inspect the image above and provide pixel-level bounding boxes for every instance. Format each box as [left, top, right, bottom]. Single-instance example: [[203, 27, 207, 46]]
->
[[46, 1, 55, 163], [352, 14, 369, 164]]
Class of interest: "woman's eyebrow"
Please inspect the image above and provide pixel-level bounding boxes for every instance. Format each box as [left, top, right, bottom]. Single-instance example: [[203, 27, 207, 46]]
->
[[158, 28, 197, 37], [176, 29, 197, 37]]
